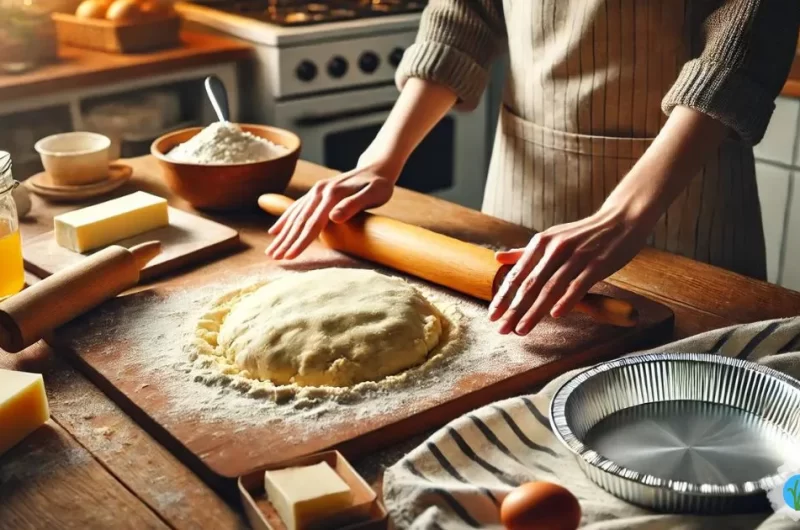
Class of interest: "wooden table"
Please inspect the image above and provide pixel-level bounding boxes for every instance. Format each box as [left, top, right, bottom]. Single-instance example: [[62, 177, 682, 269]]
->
[[2, 157, 800, 529]]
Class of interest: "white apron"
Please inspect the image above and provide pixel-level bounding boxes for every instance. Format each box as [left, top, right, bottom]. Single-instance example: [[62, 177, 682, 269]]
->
[[481, 0, 766, 279]]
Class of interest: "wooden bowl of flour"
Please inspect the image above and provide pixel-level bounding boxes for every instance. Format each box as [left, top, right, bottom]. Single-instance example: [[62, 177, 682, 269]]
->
[[151, 124, 301, 211]]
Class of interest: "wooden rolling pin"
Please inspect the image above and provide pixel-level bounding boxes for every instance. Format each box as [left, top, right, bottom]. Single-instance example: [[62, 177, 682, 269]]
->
[[258, 194, 638, 327], [0, 241, 161, 353]]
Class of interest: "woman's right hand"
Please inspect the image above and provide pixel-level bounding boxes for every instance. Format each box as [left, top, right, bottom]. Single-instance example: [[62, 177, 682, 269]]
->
[[266, 159, 399, 260], [266, 79, 457, 260]]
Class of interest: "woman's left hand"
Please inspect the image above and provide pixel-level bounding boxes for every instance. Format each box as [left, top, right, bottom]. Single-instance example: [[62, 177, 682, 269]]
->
[[488, 106, 732, 335], [488, 206, 655, 335]]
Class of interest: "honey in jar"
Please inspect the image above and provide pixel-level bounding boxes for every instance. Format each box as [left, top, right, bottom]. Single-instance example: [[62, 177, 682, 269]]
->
[[0, 152, 24, 298]]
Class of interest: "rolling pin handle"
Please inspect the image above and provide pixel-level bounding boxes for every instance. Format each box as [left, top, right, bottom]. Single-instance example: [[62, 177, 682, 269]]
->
[[0, 312, 23, 354], [492, 263, 638, 327], [493, 264, 513, 296], [258, 194, 294, 217], [129, 241, 162, 270]]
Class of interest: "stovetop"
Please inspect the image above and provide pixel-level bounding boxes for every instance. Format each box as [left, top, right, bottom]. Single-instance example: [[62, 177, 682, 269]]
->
[[188, 0, 427, 26]]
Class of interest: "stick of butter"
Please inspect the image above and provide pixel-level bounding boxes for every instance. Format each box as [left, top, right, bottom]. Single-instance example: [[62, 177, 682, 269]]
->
[[264, 461, 354, 530], [0, 369, 50, 456], [54, 191, 169, 253]]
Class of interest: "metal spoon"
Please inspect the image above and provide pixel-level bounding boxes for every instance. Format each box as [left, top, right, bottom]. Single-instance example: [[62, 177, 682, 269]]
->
[[204, 75, 230, 123]]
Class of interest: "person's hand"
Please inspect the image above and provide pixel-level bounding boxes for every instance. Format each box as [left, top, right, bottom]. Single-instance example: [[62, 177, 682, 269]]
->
[[488, 205, 656, 335], [266, 158, 399, 260]]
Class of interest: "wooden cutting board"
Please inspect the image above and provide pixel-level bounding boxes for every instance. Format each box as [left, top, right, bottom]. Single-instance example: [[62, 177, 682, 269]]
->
[[52, 248, 673, 486], [23, 207, 241, 281]]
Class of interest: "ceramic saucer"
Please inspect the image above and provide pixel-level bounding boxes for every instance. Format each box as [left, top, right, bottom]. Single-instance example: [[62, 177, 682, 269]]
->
[[25, 164, 133, 202]]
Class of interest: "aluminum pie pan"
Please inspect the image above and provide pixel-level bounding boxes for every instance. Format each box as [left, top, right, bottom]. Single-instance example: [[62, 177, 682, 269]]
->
[[550, 353, 800, 514]]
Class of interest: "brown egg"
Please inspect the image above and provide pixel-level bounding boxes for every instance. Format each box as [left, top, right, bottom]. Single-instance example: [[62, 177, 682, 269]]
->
[[500, 481, 581, 530], [75, 0, 110, 19], [105, 0, 144, 22]]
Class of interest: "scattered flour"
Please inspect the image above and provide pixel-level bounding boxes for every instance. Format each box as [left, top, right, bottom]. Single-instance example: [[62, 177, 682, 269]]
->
[[93, 426, 115, 437], [0, 442, 90, 483], [168, 122, 288, 164], [55, 254, 574, 451]]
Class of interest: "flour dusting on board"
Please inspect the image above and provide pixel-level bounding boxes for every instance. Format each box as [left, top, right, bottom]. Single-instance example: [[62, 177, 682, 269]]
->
[[56, 257, 572, 441]]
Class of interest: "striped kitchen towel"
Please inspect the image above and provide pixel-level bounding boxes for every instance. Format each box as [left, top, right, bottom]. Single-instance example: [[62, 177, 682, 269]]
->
[[383, 317, 800, 530]]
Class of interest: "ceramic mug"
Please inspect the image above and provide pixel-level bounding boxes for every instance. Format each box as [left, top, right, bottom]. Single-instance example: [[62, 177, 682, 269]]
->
[[35, 132, 111, 186]]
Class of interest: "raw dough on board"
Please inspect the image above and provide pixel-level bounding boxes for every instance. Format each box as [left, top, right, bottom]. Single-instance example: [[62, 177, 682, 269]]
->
[[209, 268, 444, 387]]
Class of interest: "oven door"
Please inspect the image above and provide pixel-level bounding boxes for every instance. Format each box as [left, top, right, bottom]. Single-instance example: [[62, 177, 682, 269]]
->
[[272, 85, 488, 209]]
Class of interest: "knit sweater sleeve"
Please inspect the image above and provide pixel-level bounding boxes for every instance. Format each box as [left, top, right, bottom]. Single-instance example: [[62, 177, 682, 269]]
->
[[395, 0, 507, 111], [662, 0, 800, 146]]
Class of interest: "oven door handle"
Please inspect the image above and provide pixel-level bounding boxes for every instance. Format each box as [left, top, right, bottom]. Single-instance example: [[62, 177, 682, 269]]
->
[[293, 102, 396, 127]]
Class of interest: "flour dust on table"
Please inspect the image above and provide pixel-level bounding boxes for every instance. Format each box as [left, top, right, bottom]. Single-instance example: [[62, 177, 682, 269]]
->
[[168, 122, 287, 164]]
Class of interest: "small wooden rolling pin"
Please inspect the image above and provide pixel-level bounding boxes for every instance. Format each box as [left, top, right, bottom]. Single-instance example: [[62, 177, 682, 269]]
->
[[258, 194, 638, 327], [0, 241, 161, 353]]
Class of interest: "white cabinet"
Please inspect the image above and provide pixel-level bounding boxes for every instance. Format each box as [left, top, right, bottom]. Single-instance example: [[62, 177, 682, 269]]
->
[[754, 94, 800, 291], [755, 96, 800, 165], [755, 162, 791, 283], [796, 113, 800, 167], [782, 174, 800, 291]]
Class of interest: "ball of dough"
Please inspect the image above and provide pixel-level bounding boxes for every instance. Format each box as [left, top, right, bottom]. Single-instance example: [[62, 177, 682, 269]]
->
[[217, 268, 443, 387]]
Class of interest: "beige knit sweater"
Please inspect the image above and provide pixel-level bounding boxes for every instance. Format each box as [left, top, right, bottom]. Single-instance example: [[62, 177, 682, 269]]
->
[[397, 0, 800, 145]]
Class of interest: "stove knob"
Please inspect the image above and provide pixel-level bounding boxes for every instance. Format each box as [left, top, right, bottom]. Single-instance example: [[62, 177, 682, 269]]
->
[[358, 51, 380, 74], [296, 60, 317, 82], [327, 56, 348, 78], [389, 47, 405, 68]]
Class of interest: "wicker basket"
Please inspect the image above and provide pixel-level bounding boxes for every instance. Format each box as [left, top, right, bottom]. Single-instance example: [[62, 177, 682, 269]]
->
[[52, 12, 180, 53]]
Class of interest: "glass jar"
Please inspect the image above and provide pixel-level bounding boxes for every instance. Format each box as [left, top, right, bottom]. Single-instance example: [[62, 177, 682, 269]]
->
[[0, 152, 24, 298], [0, 2, 59, 75]]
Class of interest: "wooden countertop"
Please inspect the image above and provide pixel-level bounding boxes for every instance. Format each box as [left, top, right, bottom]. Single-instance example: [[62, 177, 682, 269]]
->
[[3, 157, 800, 528], [0, 31, 253, 103]]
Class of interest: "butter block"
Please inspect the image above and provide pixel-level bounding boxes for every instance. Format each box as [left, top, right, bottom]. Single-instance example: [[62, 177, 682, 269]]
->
[[54, 191, 169, 253], [264, 461, 353, 530], [0, 369, 50, 456]]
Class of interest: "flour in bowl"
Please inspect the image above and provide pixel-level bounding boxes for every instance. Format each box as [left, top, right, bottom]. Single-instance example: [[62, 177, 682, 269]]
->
[[168, 122, 288, 164]]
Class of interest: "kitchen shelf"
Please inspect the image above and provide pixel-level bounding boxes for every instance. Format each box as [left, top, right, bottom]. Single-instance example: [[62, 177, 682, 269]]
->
[[0, 31, 251, 180], [0, 32, 252, 111]]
